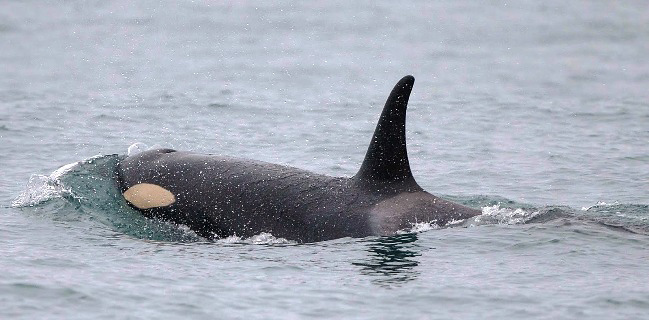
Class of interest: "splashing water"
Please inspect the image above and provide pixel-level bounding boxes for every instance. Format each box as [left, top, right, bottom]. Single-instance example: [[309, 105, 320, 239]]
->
[[127, 142, 149, 156], [11, 159, 89, 208], [467, 205, 541, 226], [217, 232, 296, 245]]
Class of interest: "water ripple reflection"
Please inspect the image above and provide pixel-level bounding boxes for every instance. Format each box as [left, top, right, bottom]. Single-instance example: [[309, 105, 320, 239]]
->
[[353, 233, 422, 286]]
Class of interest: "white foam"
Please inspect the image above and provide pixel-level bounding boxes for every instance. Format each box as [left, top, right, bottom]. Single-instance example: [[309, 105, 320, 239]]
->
[[411, 221, 439, 232], [396, 221, 440, 234], [581, 201, 620, 211], [464, 205, 540, 227], [11, 174, 71, 207], [399, 205, 539, 234], [127, 142, 149, 156], [11, 160, 85, 207], [50, 161, 81, 180], [217, 232, 295, 245], [399, 218, 472, 235]]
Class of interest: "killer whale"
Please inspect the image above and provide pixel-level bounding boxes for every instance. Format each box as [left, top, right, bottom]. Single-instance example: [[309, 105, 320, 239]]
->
[[116, 75, 481, 242]]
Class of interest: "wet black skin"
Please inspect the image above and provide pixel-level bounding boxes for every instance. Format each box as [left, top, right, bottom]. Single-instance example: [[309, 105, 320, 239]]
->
[[117, 76, 481, 242]]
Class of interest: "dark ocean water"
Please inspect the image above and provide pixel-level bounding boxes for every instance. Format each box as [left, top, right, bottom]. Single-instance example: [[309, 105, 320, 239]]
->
[[1, 1, 648, 319]]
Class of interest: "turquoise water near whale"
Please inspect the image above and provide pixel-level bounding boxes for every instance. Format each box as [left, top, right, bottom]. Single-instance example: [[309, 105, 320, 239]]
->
[[1, 1, 648, 319]]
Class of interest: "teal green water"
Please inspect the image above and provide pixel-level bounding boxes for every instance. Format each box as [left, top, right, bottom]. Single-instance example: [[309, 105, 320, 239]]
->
[[2, 1, 648, 319]]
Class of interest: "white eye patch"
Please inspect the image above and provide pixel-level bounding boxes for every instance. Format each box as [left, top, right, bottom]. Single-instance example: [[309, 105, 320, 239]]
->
[[123, 183, 176, 209]]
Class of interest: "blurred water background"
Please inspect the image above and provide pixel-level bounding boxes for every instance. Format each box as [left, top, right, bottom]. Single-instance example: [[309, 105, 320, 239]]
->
[[1, 1, 648, 319]]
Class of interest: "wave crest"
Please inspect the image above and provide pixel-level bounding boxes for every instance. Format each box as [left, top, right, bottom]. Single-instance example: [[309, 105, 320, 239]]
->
[[12, 162, 82, 208]]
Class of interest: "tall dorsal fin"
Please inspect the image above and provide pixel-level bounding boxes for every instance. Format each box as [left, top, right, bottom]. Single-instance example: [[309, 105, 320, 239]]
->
[[354, 75, 419, 188]]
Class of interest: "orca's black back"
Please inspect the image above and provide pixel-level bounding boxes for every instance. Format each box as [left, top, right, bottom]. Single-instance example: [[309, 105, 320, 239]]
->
[[117, 149, 376, 241]]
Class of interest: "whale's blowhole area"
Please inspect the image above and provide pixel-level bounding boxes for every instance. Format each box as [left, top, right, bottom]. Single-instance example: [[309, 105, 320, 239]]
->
[[123, 183, 176, 209]]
